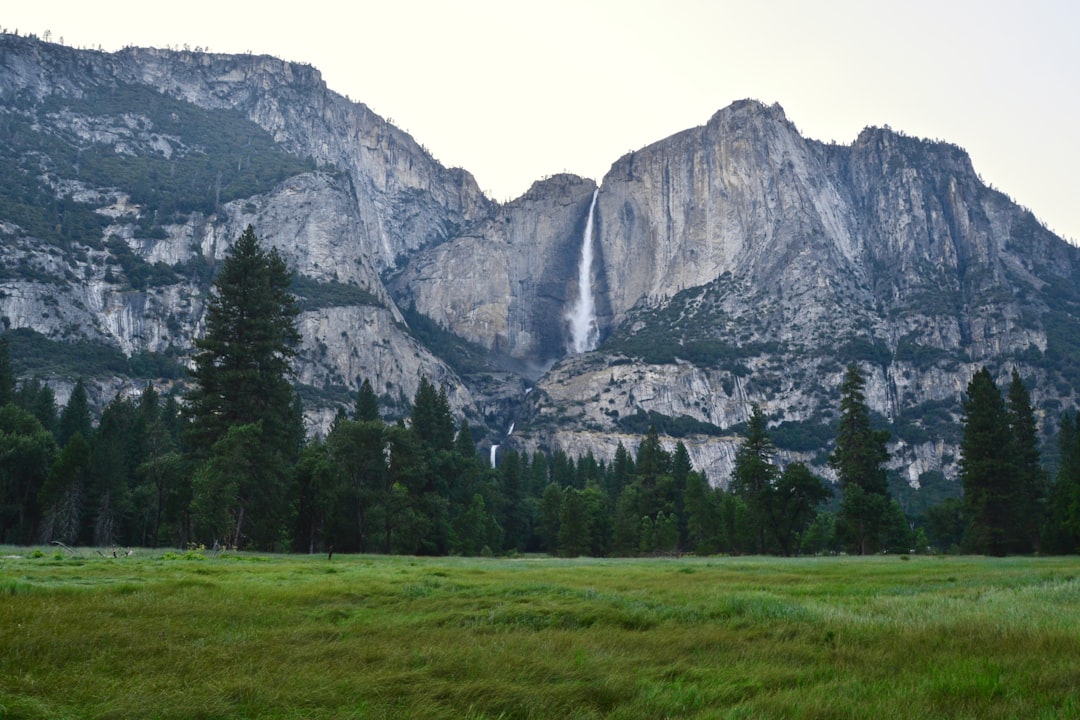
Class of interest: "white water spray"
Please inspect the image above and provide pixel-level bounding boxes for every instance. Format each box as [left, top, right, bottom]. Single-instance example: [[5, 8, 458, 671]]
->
[[490, 444, 499, 468], [566, 189, 600, 353]]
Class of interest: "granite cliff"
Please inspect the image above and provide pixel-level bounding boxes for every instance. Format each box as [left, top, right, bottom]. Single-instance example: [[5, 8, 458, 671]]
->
[[2, 34, 1079, 487]]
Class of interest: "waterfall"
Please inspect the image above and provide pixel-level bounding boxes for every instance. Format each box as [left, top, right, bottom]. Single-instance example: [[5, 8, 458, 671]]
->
[[566, 189, 600, 353], [490, 444, 499, 468]]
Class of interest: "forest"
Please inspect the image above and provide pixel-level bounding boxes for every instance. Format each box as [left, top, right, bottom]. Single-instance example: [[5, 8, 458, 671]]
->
[[2, 227, 1079, 557]]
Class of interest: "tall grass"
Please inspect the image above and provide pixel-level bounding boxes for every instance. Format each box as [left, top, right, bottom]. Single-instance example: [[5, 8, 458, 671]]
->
[[1, 551, 1078, 718]]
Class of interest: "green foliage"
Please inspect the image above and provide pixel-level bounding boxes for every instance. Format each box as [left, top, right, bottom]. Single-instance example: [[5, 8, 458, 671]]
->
[[185, 226, 301, 459], [599, 277, 771, 371], [398, 305, 492, 375], [183, 227, 303, 549], [835, 336, 892, 367], [730, 405, 777, 554], [0, 404, 58, 543], [1040, 272, 1080, 391], [0, 337, 16, 406], [617, 408, 723, 437], [290, 275, 383, 311], [0, 84, 315, 251], [3, 328, 184, 380], [103, 237, 178, 289], [353, 378, 380, 422], [770, 419, 834, 452], [892, 334, 954, 369], [44, 84, 317, 220], [960, 368, 1018, 556], [830, 364, 893, 554]]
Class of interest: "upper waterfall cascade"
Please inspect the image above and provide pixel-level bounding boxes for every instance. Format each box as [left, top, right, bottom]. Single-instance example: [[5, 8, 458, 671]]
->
[[566, 189, 600, 353]]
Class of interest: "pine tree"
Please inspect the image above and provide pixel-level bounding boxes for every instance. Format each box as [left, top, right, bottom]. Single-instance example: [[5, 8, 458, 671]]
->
[[185, 226, 302, 549], [607, 441, 635, 504], [959, 367, 1016, 556], [354, 378, 380, 422], [410, 377, 454, 452], [1043, 413, 1080, 552], [185, 225, 301, 457], [57, 379, 92, 447], [0, 337, 16, 406], [323, 419, 387, 552], [15, 378, 56, 437], [558, 487, 590, 557], [1006, 368, 1045, 552], [830, 364, 892, 554], [730, 405, 777, 554], [684, 470, 722, 554], [538, 483, 563, 553]]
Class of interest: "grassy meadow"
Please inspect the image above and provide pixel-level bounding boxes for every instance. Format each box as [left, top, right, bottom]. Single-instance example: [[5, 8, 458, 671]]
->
[[2, 550, 1079, 719]]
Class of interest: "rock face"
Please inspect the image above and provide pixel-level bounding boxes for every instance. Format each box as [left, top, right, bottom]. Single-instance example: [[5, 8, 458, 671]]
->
[[2, 35, 1079, 486], [390, 174, 600, 367]]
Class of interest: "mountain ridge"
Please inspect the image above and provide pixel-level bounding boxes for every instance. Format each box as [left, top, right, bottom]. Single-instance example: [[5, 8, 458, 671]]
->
[[2, 34, 1078, 487]]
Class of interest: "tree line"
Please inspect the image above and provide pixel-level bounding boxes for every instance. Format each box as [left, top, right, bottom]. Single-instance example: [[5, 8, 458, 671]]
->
[[2, 226, 1079, 556]]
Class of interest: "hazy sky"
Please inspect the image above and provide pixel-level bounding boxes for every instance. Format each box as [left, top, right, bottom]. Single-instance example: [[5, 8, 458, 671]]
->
[[6, 1, 1079, 242]]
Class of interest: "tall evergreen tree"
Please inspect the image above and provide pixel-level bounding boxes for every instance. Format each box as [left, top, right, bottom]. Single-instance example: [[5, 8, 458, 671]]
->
[[184, 226, 302, 549], [830, 363, 892, 554], [57, 379, 92, 448], [185, 225, 301, 458], [960, 367, 1017, 556], [322, 418, 387, 552], [684, 470, 722, 554], [15, 378, 56, 437], [538, 482, 563, 553], [0, 337, 15, 407], [85, 395, 140, 546], [607, 441, 634, 504], [558, 487, 590, 557], [410, 377, 454, 452], [40, 432, 91, 544], [1006, 368, 1045, 552], [730, 405, 777, 554], [1042, 413, 1079, 552], [1059, 413, 1080, 548], [354, 378, 380, 422]]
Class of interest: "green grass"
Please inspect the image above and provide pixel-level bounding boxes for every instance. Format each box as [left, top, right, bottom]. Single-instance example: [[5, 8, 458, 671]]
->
[[1, 552, 1079, 719]]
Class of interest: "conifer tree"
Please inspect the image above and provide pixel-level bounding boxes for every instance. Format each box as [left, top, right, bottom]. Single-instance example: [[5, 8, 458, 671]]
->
[[0, 337, 15, 406], [1039, 413, 1079, 553], [1006, 368, 1045, 552], [731, 405, 777, 554], [607, 441, 635, 504], [538, 482, 563, 553], [185, 225, 301, 457], [959, 367, 1016, 556], [830, 363, 892, 554], [558, 487, 590, 557], [57, 379, 92, 447], [354, 378, 380, 422], [185, 225, 302, 549], [410, 377, 455, 453], [15, 378, 56, 437]]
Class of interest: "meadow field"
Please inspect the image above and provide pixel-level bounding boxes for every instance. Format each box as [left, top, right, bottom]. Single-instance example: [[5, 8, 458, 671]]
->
[[2, 549, 1079, 719]]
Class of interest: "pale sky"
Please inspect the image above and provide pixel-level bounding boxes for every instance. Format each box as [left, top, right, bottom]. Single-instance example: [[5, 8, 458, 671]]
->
[[5, 1, 1079, 242]]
